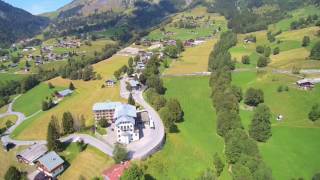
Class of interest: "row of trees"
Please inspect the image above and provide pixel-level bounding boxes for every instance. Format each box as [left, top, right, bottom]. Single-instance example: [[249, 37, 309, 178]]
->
[[208, 31, 272, 179], [47, 112, 85, 151], [290, 14, 319, 30]]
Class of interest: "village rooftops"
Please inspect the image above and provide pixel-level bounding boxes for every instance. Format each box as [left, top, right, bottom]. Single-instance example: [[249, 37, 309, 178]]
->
[[37, 151, 64, 172], [17, 144, 48, 164], [113, 104, 137, 119], [93, 102, 122, 111]]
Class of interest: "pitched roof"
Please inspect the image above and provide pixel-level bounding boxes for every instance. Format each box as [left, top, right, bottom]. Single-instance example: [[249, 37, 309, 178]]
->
[[17, 144, 48, 163], [115, 116, 136, 126], [103, 161, 130, 180], [129, 80, 140, 87], [37, 151, 64, 171], [58, 89, 73, 97], [92, 102, 122, 111], [113, 104, 137, 119]]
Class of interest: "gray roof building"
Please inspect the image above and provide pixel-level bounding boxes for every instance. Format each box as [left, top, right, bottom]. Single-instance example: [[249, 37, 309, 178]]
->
[[17, 144, 48, 164], [113, 104, 137, 119]]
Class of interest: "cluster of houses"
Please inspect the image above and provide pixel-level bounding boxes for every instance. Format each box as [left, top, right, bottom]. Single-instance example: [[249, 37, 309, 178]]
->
[[16, 143, 65, 178], [56, 39, 81, 49]]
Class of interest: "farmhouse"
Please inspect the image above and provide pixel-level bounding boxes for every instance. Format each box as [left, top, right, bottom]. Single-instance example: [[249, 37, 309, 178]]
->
[[296, 78, 320, 90], [57, 89, 73, 98], [106, 80, 116, 87], [16, 144, 48, 165], [36, 151, 64, 178]]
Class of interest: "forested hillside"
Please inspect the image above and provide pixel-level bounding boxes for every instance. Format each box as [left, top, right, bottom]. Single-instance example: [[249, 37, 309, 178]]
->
[[0, 0, 49, 47]]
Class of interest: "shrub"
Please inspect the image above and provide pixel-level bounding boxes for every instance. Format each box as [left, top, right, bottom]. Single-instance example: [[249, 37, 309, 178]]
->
[[256, 45, 265, 54], [241, 55, 250, 64], [273, 47, 280, 55], [309, 103, 320, 121], [257, 56, 268, 67], [113, 143, 128, 163], [244, 88, 264, 106]]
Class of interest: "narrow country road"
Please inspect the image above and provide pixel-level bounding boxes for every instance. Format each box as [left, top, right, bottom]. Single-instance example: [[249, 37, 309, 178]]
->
[[1, 76, 165, 160]]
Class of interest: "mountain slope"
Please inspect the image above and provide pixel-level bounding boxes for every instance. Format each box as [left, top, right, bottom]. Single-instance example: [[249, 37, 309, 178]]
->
[[57, 0, 196, 18], [0, 0, 49, 47]]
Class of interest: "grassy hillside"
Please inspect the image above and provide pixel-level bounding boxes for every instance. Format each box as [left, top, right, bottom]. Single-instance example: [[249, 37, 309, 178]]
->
[[232, 71, 320, 179], [144, 76, 230, 179], [147, 6, 227, 41], [12, 55, 128, 140]]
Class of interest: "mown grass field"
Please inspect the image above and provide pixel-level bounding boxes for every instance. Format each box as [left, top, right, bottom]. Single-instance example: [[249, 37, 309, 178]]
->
[[144, 76, 230, 179], [232, 71, 320, 179], [147, 6, 227, 41], [59, 144, 113, 180], [12, 55, 128, 140], [13, 83, 65, 116], [230, 26, 320, 69], [0, 73, 26, 83], [269, 6, 320, 32], [0, 115, 18, 128], [164, 39, 216, 75], [0, 146, 35, 178]]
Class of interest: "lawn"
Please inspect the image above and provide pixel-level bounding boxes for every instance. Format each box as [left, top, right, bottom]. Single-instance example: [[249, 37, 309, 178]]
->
[[268, 6, 320, 32], [164, 39, 216, 75], [0, 115, 18, 128], [232, 71, 320, 179], [59, 144, 114, 180], [0, 146, 36, 178], [147, 6, 227, 41], [12, 55, 127, 140], [13, 83, 65, 116], [144, 76, 230, 179], [0, 73, 26, 83], [230, 26, 320, 70]]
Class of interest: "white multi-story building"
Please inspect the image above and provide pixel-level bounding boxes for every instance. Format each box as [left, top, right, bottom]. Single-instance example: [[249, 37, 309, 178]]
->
[[93, 102, 140, 144]]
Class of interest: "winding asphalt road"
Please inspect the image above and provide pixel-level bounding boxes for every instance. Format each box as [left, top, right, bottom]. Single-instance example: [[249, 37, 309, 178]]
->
[[1, 77, 165, 160]]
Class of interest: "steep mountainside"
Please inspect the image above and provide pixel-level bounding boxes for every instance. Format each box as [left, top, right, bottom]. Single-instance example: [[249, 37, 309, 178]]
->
[[57, 0, 196, 18], [0, 0, 49, 47]]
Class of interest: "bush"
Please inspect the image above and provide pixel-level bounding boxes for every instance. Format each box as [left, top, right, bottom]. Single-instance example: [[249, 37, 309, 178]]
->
[[113, 143, 128, 164], [264, 47, 271, 57], [98, 118, 109, 128], [273, 47, 280, 55], [277, 85, 283, 92], [257, 56, 269, 67], [256, 45, 265, 54], [302, 36, 310, 47], [309, 103, 320, 121], [244, 88, 264, 106], [310, 41, 320, 60], [241, 55, 250, 64], [5, 166, 22, 180]]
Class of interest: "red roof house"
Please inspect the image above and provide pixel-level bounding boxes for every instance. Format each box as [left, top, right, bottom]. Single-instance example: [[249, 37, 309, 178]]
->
[[103, 161, 130, 180]]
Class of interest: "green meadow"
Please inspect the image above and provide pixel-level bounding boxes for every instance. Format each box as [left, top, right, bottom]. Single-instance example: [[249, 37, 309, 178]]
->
[[0, 73, 26, 83], [232, 71, 320, 179], [144, 76, 230, 179], [13, 83, 65, 116]]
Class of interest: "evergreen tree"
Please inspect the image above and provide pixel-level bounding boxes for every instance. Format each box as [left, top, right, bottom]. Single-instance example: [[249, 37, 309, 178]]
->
[[69, 82, 75, 90], [5, 166, 21, 180], [128, 57, 134, 68], [213, 153, 225, 177], [241, 55, 250, 64], [249, 104, 272, 142], [47, 116, 61, 151], [62, 112, 74, 134], [302, 36, 311, 47], [308, 103, 320, 121], [113, 143, 128, 163], [42, 100, 49, 111], [128, 93, 135, 106], [310, 41, 320, 60]]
